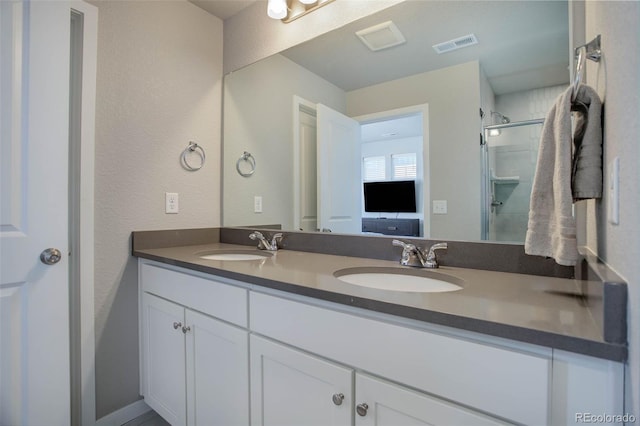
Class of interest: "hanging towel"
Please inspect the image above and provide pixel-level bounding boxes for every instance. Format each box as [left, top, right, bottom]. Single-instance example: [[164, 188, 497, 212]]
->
[[525, 85, 577, 266], [571, 84, 603, 200]]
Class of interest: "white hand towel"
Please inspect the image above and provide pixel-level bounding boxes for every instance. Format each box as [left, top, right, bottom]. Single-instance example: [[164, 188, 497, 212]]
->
[[525, 86, 577, 266]]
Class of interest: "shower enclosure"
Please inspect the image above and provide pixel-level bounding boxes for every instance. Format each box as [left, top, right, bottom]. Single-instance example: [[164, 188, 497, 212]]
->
[[481, 119, 544, 242]]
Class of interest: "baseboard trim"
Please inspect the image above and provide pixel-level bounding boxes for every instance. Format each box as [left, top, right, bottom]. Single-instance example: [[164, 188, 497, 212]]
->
[[96, 399, 151, 426]]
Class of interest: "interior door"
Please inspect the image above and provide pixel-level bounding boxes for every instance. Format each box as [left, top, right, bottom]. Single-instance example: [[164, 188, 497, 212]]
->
[[0, 1, 71, 424], [316, 104, 361, 234]]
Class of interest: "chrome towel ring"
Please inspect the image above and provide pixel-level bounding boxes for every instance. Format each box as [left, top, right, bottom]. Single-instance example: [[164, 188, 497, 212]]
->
[[181, 141, 205, 171], [572, 35, 601, 102], [236, 151, 256, 177]]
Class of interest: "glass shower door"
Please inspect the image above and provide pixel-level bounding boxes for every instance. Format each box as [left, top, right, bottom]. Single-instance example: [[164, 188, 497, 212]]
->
[[482, 119, 544, 243]]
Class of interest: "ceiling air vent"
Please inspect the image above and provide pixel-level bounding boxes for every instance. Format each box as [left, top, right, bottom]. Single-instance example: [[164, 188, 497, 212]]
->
[[432, 34, 478, 54], [356, 21, 406, 52]]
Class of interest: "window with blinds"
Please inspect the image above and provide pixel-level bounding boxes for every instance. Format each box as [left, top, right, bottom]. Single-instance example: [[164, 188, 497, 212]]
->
[[363, 153, 417, 181], [363, 156, 386, 181], [392, 153, 417, 179]]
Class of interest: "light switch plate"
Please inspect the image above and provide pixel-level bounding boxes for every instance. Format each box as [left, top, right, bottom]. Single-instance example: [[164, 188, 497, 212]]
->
[[433, 200, 447, 214], [254, 196, 263, 213]]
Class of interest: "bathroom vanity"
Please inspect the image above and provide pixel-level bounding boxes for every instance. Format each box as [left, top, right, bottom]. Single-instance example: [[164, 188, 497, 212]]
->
[[134, 229, 626, 426]]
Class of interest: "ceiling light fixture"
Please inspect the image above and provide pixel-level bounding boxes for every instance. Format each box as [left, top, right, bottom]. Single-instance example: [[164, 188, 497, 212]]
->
[[267, 0, 287, 19], [268, 0, 336, 23]]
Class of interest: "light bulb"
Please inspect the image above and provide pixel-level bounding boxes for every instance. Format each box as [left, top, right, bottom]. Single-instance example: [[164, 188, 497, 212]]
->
[[267, 0, 287, 19], [298, 0, 318, 4]]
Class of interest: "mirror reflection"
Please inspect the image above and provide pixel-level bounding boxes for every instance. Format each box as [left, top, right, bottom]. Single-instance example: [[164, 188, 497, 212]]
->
[[223, 0, 569, 243]]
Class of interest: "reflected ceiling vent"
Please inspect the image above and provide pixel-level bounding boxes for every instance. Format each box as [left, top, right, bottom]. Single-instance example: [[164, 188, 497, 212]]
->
[[356, 21, 406, 52], [432, 34, 478, 54]]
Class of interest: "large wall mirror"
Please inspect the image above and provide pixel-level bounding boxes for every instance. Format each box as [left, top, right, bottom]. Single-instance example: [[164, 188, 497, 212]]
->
[[223, 0, 569, 243]]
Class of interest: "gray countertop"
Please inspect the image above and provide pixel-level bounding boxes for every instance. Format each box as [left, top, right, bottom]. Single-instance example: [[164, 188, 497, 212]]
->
[[134, 242, 627, 361], [133, 243, 627, 361]]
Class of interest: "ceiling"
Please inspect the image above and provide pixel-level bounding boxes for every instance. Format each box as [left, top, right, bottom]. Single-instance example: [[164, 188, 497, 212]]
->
[[191, 1, 569, 96], [189, 0, 257, 20], [281, 1, 569, 94]]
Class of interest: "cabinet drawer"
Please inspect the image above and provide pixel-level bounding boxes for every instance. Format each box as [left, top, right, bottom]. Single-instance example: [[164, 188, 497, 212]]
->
[[250, 292, 549, 425], [140, 262, 247, 327]]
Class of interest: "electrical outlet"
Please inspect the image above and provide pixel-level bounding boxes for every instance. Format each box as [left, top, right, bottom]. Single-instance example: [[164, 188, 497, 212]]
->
[[254, 196, 263, 213], [165, 192, 179, 214], [433, 200, 447, 214]]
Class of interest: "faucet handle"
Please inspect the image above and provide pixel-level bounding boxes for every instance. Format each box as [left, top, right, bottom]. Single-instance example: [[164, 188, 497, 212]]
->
[[270, 233, 283, 248], [392, 239, 415, 250], [425, 242, 448, 268], [392, 239, 425, 267]]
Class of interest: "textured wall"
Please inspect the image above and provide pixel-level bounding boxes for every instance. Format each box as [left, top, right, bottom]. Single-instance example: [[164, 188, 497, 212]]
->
[[584, 1, 640, 418], [92, 1, 222, 418]]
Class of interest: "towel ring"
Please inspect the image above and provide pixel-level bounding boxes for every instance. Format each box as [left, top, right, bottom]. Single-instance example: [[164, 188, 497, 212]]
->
[[572, 35, 602, 102], [181, 141, 205, 171], [236, 151, 256, 177]]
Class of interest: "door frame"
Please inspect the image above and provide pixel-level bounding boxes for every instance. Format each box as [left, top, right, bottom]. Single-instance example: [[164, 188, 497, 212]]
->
[[354, 103, 430, 237], [69, 1, 97, 424], [292, 95, 318, 231]]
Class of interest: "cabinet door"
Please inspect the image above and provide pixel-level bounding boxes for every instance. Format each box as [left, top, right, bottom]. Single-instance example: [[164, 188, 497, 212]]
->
[[250, 335, 352, 426], [185, 309, 249, 426], [355, 373, 509, 426], [141, 293, 187, 426]]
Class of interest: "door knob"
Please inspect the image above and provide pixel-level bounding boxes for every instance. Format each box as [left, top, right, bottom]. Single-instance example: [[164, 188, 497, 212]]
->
[[40, 248, 62, 265], [356, 403, 369, 416]]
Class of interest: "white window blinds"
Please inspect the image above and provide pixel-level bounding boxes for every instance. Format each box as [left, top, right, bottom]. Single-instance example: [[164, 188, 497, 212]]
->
[[392, 153, 417, 179]]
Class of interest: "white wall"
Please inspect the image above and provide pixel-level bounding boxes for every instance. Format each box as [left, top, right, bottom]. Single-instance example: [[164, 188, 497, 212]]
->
[[495, 84, 566, 123], [92, 1, 222, 418], [223, 54, 345, 229], [347, 61, 482, 241], [583, 1, 640, 418]]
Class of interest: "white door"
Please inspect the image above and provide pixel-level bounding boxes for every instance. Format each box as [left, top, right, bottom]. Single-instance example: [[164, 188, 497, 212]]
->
[[250, 335, 352, 426], [185, 309, 249, 426], [141, 293, 187, 426], [0, 1, 72, 424], [316, 104, 361, 234], [354, 373, 507, 426]]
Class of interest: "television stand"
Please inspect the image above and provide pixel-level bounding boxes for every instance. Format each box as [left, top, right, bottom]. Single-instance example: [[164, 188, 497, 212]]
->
[[362, 218, 420, 237]]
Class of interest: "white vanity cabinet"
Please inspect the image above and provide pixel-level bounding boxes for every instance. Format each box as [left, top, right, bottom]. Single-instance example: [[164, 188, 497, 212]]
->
[[139, 262, 249, 426], [250, 332, 507, 426], [138, 259, 625, 426], [250, 334, 353, 426], [354, 373, 507, 426]]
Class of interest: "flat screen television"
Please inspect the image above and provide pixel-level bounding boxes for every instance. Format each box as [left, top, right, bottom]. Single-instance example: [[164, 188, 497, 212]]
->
[[363, 180, 417, 213]]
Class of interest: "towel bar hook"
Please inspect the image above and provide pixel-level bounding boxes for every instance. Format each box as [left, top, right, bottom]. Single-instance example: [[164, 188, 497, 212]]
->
[[572, 35, 601, 102]]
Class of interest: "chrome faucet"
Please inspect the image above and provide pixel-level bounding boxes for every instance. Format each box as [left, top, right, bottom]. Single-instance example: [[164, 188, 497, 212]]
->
[[249, 231, 283, 251], [392, 240, 448, 268]]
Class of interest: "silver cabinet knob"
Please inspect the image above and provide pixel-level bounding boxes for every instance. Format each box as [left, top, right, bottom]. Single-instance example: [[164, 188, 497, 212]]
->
[[332, 393, 344, 406], [173, 322, 182, 330], [182, 325, 191, 334], [356, 403, 368, 417], [40, 248, 62, 265]]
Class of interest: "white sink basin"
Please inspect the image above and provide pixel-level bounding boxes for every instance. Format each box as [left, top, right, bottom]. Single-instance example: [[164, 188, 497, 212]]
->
[[334, 267, 462, 293], [197, 250, 272, 261]]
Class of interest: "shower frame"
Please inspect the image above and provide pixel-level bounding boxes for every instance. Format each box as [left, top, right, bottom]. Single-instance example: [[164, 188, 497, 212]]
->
[[481, 118, 545, 241]]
